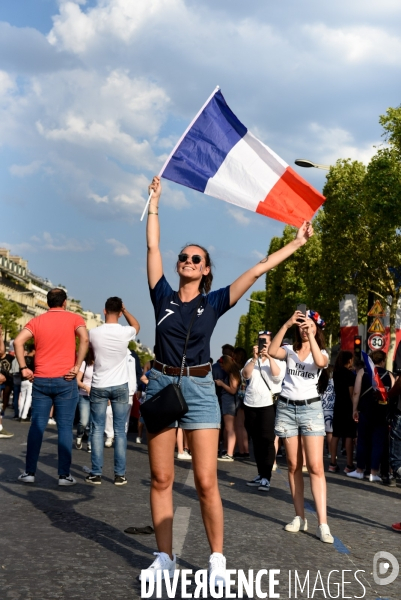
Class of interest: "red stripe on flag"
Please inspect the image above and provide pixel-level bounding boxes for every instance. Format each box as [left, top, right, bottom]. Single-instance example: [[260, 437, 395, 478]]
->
[[255, 166, 325, 227]]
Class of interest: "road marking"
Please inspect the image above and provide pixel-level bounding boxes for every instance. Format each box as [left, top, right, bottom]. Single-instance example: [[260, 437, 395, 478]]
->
[[185, 467, 195, 488], [172, 507, 191, 558]]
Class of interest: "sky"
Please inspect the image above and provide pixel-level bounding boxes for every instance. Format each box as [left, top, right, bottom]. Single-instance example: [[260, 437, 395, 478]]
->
[[1, 0, 401, 359]]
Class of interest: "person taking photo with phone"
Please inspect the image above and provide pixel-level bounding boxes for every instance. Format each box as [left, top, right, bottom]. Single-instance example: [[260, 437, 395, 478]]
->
[[242, 331, 285, 492], [141, 176, 313, 586], [269, 309, 333, 543]]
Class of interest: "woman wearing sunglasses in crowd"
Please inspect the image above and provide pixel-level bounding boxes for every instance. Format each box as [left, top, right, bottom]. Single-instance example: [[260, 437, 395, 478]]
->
[[142, 175, 313, 585], [269, 310, 332, 544]]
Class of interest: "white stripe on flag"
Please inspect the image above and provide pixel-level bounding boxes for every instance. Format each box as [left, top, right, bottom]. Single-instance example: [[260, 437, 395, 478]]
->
[[204, 132, 287, 212]]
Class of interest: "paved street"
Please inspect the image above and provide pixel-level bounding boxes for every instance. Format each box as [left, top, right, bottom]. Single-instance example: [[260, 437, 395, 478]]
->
[[0, 414, 400, 600]]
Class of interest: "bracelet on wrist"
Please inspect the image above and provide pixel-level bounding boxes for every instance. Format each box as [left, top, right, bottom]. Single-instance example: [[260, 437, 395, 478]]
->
[[20, 366, 28, 371], [148, 211, 158, 215]]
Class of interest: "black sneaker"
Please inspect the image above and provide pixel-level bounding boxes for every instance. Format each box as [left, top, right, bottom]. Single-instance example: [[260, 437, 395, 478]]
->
[[382, 475, 397, 487], [85, 474, 102, 485], [114, 475, 128, 486], [246, 475, 261, 487]]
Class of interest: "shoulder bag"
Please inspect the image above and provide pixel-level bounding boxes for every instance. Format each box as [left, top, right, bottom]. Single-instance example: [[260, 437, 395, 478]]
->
[[141, 297, 203, 434]]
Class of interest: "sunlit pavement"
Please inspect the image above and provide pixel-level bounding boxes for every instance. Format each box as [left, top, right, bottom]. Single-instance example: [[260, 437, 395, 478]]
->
[[0, 413, 400, 599]]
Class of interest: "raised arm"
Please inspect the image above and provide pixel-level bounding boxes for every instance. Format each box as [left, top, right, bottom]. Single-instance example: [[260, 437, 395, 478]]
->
[[121, 304, 140, 334], [147, 176, 163, 289], [229, 221, 313, 306], [269, 311, 303, 360]]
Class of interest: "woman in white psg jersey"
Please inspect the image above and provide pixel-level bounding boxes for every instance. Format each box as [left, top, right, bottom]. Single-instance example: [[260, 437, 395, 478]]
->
[[141, 175, 313, 584]]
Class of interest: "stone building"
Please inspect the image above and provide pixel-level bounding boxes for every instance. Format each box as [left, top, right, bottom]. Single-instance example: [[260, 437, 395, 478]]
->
[[0, 248, 103, 332]]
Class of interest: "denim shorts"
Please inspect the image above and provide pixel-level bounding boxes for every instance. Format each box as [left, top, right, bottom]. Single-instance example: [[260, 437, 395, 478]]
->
[[274, 398, 326, 438], [145, 368, 221, 429]]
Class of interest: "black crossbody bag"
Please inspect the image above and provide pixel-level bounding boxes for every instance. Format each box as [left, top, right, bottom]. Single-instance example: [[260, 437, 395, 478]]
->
[[141, 297, 203, 434]]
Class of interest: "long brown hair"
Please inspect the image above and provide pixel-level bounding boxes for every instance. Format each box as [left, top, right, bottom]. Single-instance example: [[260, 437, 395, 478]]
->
[[221, 354, 241, 385], [180, 243, 213, 294]]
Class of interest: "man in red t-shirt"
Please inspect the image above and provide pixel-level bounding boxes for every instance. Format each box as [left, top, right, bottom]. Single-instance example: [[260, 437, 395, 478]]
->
[[14, 288, 89, 486]]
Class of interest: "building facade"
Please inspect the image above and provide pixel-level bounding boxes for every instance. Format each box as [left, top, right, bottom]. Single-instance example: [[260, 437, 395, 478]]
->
[[0, 248, 103, 332]]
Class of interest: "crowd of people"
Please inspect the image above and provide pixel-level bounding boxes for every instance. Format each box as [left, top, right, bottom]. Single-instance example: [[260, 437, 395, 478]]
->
[[1, 174, 401, 586]]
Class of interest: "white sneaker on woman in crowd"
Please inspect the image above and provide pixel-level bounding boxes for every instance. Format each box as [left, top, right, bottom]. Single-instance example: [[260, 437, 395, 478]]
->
[[177, 450, 192, 460], [104, 437, 113, 448], [316, 523, 334, 543], [208, 552, 226, 588], [139, 552, 176, 582], [346, 470, 364, 480], [285, 516, 308, 532]]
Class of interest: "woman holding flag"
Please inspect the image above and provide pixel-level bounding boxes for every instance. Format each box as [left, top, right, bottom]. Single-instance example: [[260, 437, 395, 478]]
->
[[140, 175, 313, 585]]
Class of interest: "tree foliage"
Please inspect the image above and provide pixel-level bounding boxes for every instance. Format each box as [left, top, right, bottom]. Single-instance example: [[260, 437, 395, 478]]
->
[[235, 105, 401, 367], [0, 293, 22, 342]]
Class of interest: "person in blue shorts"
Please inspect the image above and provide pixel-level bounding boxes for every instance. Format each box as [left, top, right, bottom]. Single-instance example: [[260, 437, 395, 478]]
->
[[141, 175, 313, 586]]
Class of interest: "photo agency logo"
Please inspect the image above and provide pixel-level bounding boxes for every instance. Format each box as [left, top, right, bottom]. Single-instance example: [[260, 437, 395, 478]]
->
[[140, 568, 369, 598], [373, 551, 399, 587]]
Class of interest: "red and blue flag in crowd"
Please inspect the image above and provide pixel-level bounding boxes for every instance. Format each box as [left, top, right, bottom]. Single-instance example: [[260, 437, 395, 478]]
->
[[362, 350, 388, 403], [142, 87, 326, 226]]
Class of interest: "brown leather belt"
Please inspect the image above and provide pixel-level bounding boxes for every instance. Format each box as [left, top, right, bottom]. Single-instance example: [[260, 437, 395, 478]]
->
[[154, 360, 211, 377]]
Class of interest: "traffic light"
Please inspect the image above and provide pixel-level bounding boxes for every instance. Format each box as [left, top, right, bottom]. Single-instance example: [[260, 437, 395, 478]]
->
[[354, 335, 362, 362]]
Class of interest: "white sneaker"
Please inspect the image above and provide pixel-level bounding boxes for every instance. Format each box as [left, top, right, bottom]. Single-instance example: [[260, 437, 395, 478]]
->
[[346, 470, 364, 480], [139, 552, 176, 582], [105, 437, 113, 448], [18, 472, 35, 483], [59, 475, 77, 486], [285, 516, 308, 533], [177, 452, 192, 460], [369, 474, 382, 482], [208, 552, 226, 588], [316, 523, 334, 544], [48, 418, 56, 425], [135, 437, 142, 444], [217, 454, 234, 462], [272, 463, 277, 471]]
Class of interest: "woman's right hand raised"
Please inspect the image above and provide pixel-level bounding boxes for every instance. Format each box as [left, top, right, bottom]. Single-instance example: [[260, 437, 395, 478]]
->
[[284, 310, 305, 330], [148, 176, 162, 202]]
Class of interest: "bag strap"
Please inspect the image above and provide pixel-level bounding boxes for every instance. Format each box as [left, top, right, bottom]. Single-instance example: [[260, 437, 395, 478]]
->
[[257, 358, 271, 392], [178, 295, 204, 388], [360, 370, 388, 399]]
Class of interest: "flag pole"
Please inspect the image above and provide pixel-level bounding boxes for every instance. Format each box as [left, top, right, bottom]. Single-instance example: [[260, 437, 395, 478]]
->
[[140, 85, 220, 222]]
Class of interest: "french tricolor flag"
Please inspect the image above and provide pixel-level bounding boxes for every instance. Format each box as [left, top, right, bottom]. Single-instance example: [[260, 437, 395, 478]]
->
[[148, 87, 325, 227], [362, 350, 388, 403]]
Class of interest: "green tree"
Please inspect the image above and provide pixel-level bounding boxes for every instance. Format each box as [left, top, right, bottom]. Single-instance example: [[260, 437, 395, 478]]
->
[[235, 314, 247, 349], [0, 293, 22, 342]]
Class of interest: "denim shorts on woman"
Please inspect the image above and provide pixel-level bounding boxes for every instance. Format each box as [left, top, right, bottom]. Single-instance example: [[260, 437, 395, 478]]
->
[[274, 398, 326, 438], [145, 368, 221, 430]]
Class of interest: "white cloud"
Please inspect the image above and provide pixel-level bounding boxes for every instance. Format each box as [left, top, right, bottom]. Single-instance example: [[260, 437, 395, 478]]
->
[[304, 24, 401, 65], [227, 207, 250, 226], [106, 238, 130, 256], [0, 233, 94, 254], [9, 160, 43, 177]]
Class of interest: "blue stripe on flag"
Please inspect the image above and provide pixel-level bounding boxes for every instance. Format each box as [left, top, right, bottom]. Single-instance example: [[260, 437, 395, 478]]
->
[[162, 90, 247, 192]]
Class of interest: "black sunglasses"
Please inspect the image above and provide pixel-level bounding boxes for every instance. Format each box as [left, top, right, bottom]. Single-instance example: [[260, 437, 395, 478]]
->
[[178, 253, 203, 265]]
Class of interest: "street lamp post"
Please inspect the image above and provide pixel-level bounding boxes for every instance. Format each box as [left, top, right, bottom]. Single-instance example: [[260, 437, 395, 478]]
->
[[246, 298, 266, 305], [294, 159, 330, 171]]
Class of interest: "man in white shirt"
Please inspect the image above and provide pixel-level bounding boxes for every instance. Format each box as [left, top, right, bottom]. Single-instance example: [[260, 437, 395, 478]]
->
[[242, 331, 285, 492], [85, 297, 140, 486]]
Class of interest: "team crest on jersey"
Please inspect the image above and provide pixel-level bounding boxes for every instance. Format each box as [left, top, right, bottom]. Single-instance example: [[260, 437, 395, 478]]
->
[[197, 306, 204, 317]]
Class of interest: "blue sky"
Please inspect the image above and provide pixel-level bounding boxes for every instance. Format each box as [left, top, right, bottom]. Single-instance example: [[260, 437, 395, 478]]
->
[[1, 0, 401, 359]]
